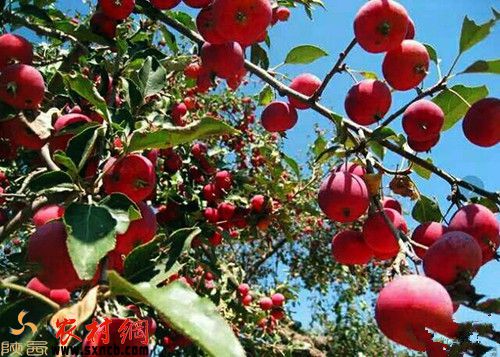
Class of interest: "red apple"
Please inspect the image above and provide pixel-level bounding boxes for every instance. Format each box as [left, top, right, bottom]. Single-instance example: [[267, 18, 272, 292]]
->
[[331, 230, 373, 265], [411, 222, 447, 259], [345, 79, 392, 125], [363, 208, 408, 255], [288, 73, 321, 110], [462, 98, 500, 148]]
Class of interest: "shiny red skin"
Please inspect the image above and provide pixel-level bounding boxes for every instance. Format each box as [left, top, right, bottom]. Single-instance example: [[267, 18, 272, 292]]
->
[[250, 195, 266, 213], [407, 134, 440, 152], [275, 7, 290, 22], [203, 207, 219, 223], [201, 42, 245, 80], [449, 203, 499, 263], [354, 0, 409, 53], [318, 172, 369, 223], [331, 230, 373, 265], [214, 170, 232, 191], [462, 98, 500, 147], [103, 154, 156, 203], [208, 230, 223, 246], [0, 34, 33, 70], [196, 6, 225, 44], [287, 73, 321, 110], [0, 64, 45, 109], [151, 0, 181, 10], [402, 100, 444, 141], [406, 17, 416, 39], [212, 0, 272, 46], [26, 277, 51, 297], [375, 275, 458, 351], [82, 318, 148, 356], [50, 113, 92, 152], [271, 293, 285, 307], [411, 222, 447, 259], [345, 79, 392, 125], [33, 204, 65, 227], [381, 197, 402, 214], [383, 40, 429, 91], [261, 101, 298, 132], [27, 277, 71, 305], [90, 12, 117, 40], [27, 221, 90, 290], [241, 294, 252, 306], [115, 202, 157, 255], [202, 183, 221, 202], [363, 208, 408, 254], [423, 231, 482, 285], [259, 297, 273, 311], [238, 283, 250, 296], [218, 202, 236, 221], [335, 162, 367, 177], [184, 63, 201, 79], [183, 0, 212, 8], [99, 0, 135, 20]]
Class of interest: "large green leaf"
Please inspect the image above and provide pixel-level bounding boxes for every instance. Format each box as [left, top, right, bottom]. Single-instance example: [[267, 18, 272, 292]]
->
[[258, 85, 274, 106], [100, 194, 141, 235], [165, 228, 201, 274], [459, 13, 499, 54], [413, 157, 433, 180], [63, 73, 109, 121], [64, 203, 117, 280], [27, 171, 73, 192], [461, 59, 500, 74], [411, 196, 442, 224], [133, 56, 167, 98], [108, 272, 245, 357], [432, 85, 488, 131], [127, 117, 237, 152], [284, 45, 328, 64], [66, 125, 103, 172], [124, 235, 164, 283], [424, 44, 438, 64], [250, 43, 269, 69]]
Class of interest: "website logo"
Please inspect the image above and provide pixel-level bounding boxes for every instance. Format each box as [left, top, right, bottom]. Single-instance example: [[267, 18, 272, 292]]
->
[[9, 310, 37, 336]]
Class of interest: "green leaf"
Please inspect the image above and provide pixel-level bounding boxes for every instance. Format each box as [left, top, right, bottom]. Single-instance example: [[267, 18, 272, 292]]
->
[[66, 125, 102, 172], [108, 272, 245, 357], [100, 194, 141, 235], [413, 157, 433, 180], [411, 196, 442, 224], [370, 127, 397, 142], [368, 141, 385, 160], [312, 135, 327, 157], [124, 235, 163, 283], [282, 154, 301, 178], [250, 44, 269, 69], [64, 73, 109, 121], [258, 85, 274, 106], [27, 171, 73, 192], [64, 203, 117, 280], [165, 228, 201, 274], [169, 11, 196, 31], [284, 45, 328, 64], [53, 152, 79, 178], [459, 14, 498, 54], [433, 85, 488, 131], [133, 56, 167, 98], [424, 44, 438, 64], [461, 59, 500, 74], [358, 71, 378, 80], [127, 117, 237, 152]]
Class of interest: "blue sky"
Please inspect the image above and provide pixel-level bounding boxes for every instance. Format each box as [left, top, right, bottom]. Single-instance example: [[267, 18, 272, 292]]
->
[[41, 0, 500, 349]]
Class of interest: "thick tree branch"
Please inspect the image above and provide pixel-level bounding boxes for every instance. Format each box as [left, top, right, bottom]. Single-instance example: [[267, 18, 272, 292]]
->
[[137, 0, 500, 205], [310, 38, 357, 102]]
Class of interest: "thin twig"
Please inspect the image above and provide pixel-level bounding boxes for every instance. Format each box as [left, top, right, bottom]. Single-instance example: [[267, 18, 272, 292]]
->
[[1, 280, 60, 310]]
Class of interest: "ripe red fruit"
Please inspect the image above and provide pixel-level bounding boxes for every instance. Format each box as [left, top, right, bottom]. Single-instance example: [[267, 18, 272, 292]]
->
[[184, 62, 201, 79], [26, 277, 51, 297], [33, 204, 65, 227], [287, 73, 321, 110], [214, 170, 232, 191], [196, 6, 225, 44], [217, 202, 236, 221], [406, 17, 416, 39], [90, 12, 118, 40], [49, 289, 71, 305], [115, 202, 157, 255], [163, 148, 183, 174], [250, 195, 266, 213], [259, 297, 273, 311], [103, 154, 157, 203], [331, 230, 373, 265], [208, 230, 223, 246], [183, 0, 212, 8], [335, 162, 367, 177], [83, 318, 148, 356], [99, 0, 135, 20], [375, 275, 458, 351], [1, 118, 46, 150], [171, 102, 187, 126], [238, 283, 250, 296], [274, 7, 290, 22], [383, 40, 429, 91], [271, 309, 285, 321], [212, 0, 272, 46], [241, 294, 252, 306], [407, 134, 440, 152], [448, 203, 499, 263], [203, 207, 219, 223], [271, 293, 285, 307], [202, 183, 221, 202], [0, 34, 33, 70], [261, 101, 298, 132], [0, 64, 45, 109], [344, 79, 392, 125], [402, 100, 444, 141], [318, 172, 369, 223], [462, 98, 500, 147], [354, 0, 409, 53], [50, 113, 92, 151], [151, 0, 181, 10], [423, 231, 482, 285], [27, 221, 91, 290], [411, 222, 447, 259], [381, 197, 402, 214], [191, 142, 207, 159], [363, 208, 408, 255], [201, 42, 245, 80]]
